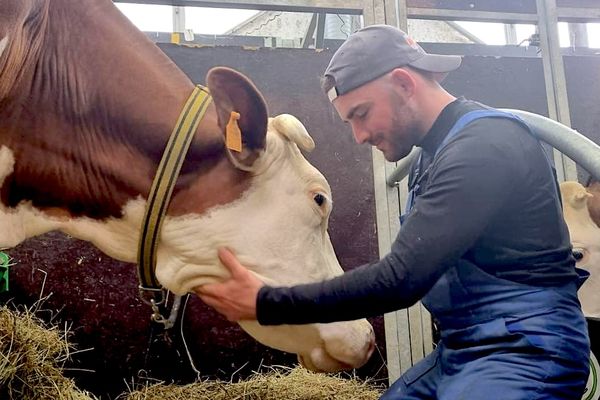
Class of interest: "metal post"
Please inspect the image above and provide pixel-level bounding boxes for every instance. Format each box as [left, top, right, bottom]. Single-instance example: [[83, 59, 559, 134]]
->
[[173, 6, 185, 33], [315, 12, 326, 49], [395, 0, 407, 31], [536, 0, 578, 181], [363, 0, 433, 385], [363, 0, 404, 384], [504, 23, 518, 44], [568, 22, 589, 48], [302, 13, 318, 48]]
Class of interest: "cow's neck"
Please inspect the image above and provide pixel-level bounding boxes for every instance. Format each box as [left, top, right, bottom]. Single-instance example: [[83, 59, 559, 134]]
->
[[0, 0, 248, 223]]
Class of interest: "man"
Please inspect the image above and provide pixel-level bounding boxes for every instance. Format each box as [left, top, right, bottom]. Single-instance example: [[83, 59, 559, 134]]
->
[[197, 25, 590, 399]]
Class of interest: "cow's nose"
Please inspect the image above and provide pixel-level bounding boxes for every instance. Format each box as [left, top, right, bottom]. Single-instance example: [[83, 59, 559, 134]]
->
[[313, 321, 375, 371], [298, 331, 375, 373]]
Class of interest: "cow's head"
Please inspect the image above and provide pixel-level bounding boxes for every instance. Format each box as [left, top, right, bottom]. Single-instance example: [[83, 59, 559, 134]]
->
[[560, 181, 600, 318], [152, 67, 375, 372]]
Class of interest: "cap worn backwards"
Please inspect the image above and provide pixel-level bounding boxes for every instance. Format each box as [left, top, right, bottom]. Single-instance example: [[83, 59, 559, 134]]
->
[[324, 24, 462, 102]]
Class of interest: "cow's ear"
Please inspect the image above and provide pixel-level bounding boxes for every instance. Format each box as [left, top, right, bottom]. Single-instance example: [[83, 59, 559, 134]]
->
[[206, 67, 268, 169]]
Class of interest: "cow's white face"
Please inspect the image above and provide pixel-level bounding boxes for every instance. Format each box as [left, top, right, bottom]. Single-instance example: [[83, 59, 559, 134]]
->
[[154, 114, 375, 372], [560, 181, 600, 319]]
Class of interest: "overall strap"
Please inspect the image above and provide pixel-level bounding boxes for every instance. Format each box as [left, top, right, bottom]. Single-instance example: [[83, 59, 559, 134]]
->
[[448, 109, 555, 168], [436, 109, 520, 157]]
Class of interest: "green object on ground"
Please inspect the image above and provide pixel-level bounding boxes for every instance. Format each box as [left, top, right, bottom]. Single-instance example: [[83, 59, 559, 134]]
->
[[0, 251, 10, 293]]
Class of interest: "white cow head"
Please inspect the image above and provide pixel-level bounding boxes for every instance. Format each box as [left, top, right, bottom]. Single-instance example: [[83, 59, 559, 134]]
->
[[560, 181, 600, 318]]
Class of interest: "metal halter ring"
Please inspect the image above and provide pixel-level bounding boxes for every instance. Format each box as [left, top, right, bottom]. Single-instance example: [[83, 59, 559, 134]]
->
[[138, 286, 166, 307]]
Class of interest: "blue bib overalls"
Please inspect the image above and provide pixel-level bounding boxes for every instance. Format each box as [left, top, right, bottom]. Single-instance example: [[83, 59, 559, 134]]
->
[[381, 110, 590, 400]]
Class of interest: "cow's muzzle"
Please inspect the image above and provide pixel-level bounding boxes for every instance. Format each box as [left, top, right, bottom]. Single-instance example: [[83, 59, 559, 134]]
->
[[297, 319, 375, 372]]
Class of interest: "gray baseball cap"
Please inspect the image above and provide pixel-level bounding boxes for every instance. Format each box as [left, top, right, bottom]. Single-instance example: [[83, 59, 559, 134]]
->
[[324, 25, 462, 102]]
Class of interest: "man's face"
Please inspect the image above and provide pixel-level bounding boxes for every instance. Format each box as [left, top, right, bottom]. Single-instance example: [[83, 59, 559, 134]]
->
[[332, 76, 422, 162]]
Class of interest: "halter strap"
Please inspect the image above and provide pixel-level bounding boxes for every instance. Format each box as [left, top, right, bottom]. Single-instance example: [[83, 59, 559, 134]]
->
[[137, 85, 212, 304]]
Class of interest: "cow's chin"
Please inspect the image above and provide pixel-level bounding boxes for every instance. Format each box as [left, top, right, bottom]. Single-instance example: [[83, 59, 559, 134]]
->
[[238, 319, 375, 372]]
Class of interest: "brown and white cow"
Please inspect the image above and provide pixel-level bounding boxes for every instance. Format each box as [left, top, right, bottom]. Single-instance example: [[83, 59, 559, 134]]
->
[[0, 0, 374, 372], [560, 181, 600, 319]]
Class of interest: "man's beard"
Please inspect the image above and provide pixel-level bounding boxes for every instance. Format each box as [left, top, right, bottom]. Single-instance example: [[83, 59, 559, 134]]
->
[[383, 91, 422, 161], [386, 112, 421, 162]]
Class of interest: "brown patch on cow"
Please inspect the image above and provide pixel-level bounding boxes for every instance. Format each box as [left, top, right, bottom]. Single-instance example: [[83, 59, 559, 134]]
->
[[0, 1, 265, 221], [0, 1, 49, 100]]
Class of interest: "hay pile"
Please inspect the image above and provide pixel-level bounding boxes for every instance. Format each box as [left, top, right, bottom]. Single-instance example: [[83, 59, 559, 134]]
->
[[1, 305, 384, 399], [124, 366, 384, 400], [0, 306, 96, 400]]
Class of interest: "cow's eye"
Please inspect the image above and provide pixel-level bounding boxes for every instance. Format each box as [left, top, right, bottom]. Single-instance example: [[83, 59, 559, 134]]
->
[[314, 193, 325, 207], [572, 247, 587, 262]]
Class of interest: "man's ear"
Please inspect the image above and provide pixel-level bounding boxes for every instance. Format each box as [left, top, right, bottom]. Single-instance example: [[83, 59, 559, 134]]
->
[[390, 68, 417, 97], [206, 67, 268, 168]]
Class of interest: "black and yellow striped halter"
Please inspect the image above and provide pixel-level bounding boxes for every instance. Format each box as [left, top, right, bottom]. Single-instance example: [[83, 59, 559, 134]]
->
[[137, 85, 212, 309]]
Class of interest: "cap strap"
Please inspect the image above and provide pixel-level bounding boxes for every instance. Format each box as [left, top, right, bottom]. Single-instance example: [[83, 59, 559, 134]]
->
[[327, 86, 338, 102]]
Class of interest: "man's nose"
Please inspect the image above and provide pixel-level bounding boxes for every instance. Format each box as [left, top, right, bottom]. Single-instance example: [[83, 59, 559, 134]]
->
[[351, 124, 369, 144]]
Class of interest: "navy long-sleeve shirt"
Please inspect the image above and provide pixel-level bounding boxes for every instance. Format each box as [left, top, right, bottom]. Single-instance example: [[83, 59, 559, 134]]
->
[[257, 98, 577, 325]]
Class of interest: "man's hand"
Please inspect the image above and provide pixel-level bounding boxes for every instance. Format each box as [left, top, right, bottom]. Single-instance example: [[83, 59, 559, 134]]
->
[[195, 248, 264, 321]]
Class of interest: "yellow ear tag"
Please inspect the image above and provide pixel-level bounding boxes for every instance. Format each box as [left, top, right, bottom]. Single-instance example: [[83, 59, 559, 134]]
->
[[226, 111, 243, 153]]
